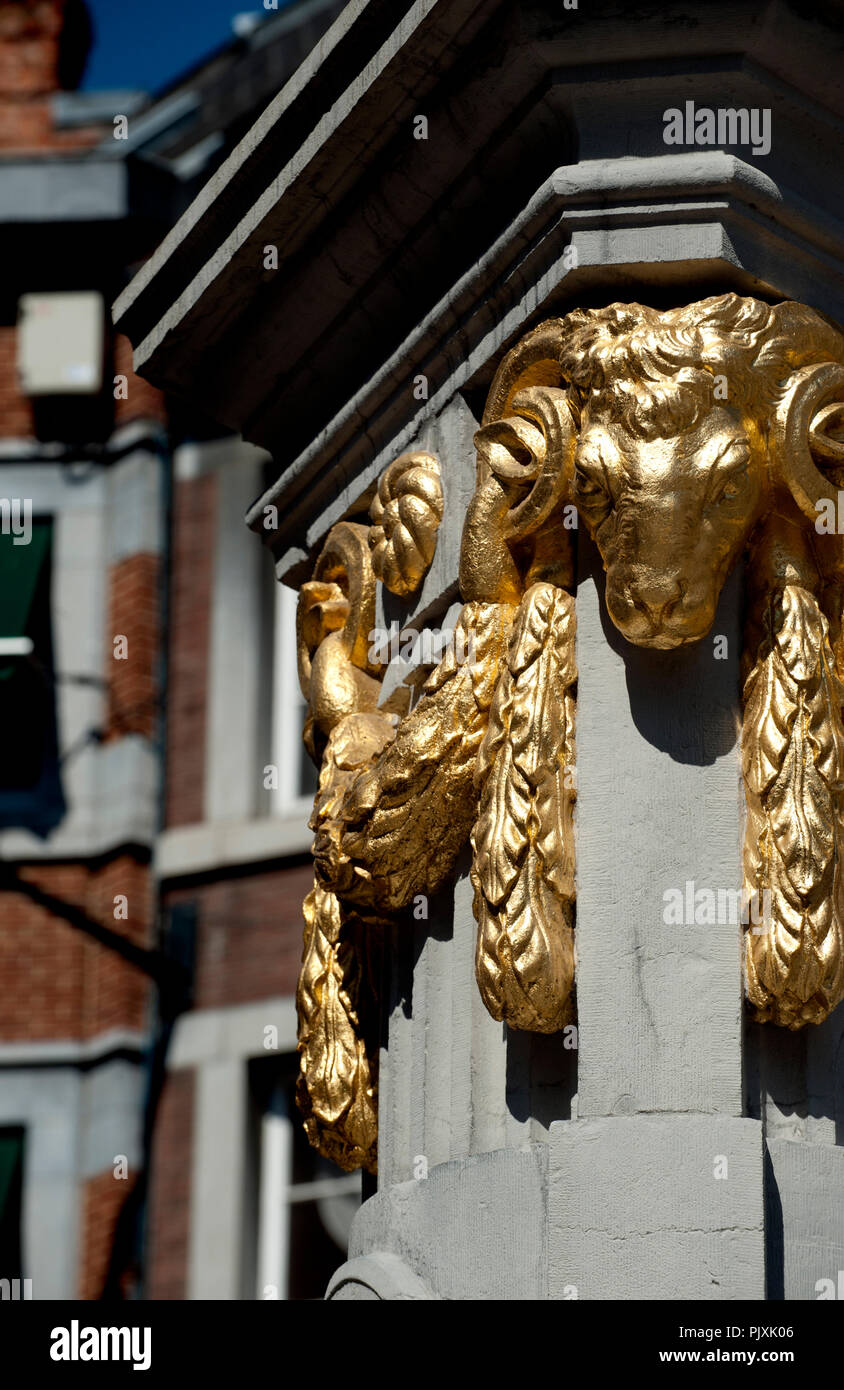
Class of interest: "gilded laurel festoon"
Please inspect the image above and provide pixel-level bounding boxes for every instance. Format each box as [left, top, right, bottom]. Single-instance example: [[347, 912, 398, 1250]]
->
[[293, 295, 844, 1170]]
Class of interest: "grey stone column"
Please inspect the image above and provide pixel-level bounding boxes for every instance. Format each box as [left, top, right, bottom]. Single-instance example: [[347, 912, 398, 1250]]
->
[[346, 508, 765, 1301], [547, 539, 765, 1299]]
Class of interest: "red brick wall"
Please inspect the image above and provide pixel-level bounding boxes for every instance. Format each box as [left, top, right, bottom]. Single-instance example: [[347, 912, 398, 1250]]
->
[[79, 1167, 136, 1299], [82, 855, 152, 1037], [113, 334, 167, 429], [0, 0, 101, 152], [166, 473, 216, 827], [145, 1067, 193, 1300], [0, 857, 308, 1043], [106, 552, 160, 741], [0, 324, 35, 437], [166, 862, 310, 1011], [0, 856, 152, 1042], [0, 0, 63, 93]]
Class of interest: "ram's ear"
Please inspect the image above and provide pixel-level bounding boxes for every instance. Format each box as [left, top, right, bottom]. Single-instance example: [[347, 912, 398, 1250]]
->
[[773, 362, 844, 520]]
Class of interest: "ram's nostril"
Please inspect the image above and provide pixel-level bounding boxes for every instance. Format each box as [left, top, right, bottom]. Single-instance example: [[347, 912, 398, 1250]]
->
[[630, 575, 684, 618]]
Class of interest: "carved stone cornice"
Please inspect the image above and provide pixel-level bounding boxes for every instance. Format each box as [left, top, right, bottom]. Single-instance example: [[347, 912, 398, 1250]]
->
[[251, 151, 844, 583], [114, 3, 844, 586]]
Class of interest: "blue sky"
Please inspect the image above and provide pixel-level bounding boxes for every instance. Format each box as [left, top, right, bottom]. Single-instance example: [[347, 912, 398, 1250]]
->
[[82, 0, 298, 95]]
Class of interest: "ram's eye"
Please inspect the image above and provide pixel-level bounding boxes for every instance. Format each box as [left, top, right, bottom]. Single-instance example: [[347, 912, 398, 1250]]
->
[[574, 466, 605, 499], [712, 464, 748, 505]]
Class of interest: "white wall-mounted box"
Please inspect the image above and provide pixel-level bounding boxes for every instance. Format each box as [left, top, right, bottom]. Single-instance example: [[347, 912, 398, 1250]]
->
[[17, 291, 105, 396]]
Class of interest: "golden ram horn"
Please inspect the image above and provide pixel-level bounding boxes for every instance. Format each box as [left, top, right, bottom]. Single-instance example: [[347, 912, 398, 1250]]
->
[[772, 362, 844, 520]]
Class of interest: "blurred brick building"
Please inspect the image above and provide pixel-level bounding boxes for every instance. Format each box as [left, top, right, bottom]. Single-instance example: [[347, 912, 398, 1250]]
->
[[0, 0, 355, 1301]]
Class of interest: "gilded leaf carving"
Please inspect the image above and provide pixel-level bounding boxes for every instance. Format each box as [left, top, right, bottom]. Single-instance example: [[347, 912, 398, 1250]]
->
[[296, 883, 379, 1173], [472, 583, 576, 1033], [292, 292, 844, 1176], [743, 582, 844, 1027]]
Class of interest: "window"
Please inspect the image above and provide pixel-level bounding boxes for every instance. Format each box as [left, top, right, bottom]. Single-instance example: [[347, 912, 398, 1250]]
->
[[0, 1127, 24, 1284], [0, 518, 65, 836], [250, 1058, 360, 1300]]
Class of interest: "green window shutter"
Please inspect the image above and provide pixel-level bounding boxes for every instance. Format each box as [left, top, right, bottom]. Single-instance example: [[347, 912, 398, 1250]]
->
[[0, 526, 51, 681]]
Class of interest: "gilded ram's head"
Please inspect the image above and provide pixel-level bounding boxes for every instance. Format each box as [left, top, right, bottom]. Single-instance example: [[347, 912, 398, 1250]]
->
[[467, 296, 844, 648], [561, 296, 844, 647]]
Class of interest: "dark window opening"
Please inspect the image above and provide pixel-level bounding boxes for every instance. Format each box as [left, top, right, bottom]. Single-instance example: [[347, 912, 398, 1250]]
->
[[249, 1056, 361, 1300], [0, 519, 65, 836], [0, 1127, 25, 1282]]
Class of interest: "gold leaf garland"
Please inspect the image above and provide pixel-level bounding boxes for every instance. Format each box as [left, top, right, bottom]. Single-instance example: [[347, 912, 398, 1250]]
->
[[742, 583, 844, 1027], [296, 883, 379, 1173], [471, 582, 577, 1032]]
